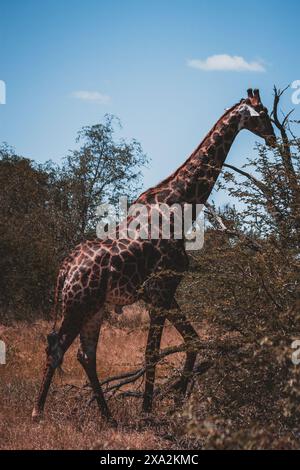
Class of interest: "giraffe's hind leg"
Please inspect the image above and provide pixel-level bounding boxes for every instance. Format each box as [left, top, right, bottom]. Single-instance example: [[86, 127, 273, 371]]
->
[[142, 303, 198, 412], [77, 309, 116, 426], [166, 303, 199, 404], [141, 276, 182, 413], [32, 314, 81, 421], [142, 308, 166, 413]]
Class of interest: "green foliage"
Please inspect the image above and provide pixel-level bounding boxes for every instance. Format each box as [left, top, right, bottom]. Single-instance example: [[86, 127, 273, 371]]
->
[[0, 115, 147, 321], [1, 88, 299, 448], [61, 115, 148, 239], [0, 145, 58, 317], [177, 88, 300, 449]]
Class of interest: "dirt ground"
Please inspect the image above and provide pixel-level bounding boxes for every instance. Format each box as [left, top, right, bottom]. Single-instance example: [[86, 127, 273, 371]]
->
[[0, 305, 209, 450]]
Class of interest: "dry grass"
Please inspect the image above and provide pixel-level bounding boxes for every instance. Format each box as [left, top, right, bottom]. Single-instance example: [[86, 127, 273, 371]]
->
[[1, 303, 296, 450], [0, 304, 208, 450]]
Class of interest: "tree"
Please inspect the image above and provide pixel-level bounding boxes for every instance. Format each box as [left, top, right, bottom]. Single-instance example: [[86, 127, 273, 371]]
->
[[176, 86, 300, 449], [0, 115, 148, 320], [0, 144, 59, 317], [61, 114, 148, 240], [220, 86, 300, 249]]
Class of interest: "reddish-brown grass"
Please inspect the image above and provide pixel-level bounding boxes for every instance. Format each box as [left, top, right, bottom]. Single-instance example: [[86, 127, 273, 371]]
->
[[0, 305, 206, 450]]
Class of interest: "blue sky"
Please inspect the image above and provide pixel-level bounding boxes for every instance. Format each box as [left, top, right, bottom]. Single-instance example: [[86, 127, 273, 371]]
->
[[1, 0, 299, 205]]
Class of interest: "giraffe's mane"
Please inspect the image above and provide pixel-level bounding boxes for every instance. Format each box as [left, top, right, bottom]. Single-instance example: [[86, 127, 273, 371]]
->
[[136, 100, 241, 201]]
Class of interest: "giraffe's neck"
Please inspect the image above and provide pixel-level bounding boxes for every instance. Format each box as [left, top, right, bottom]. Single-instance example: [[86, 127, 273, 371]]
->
[[138, 103, 241, 207]]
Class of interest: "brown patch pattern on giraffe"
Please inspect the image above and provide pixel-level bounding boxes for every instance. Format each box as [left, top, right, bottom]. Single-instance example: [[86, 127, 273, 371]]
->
[[32, 89, 276, 423]]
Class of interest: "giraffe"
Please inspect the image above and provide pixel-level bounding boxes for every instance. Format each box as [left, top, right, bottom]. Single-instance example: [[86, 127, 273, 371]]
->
[[32, 89, 276, 425]]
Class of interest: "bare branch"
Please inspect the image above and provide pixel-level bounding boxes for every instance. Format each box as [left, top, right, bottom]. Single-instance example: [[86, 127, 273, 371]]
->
[[273, 86, 298, 183], [205, 203, 263, 252], [259, 273, 283, 311], [223, 163, 288, 231], [282, 109, 295, 128], [205, 203, 227, 231], [223, 163, 268, 193], [98, 341, 210, 395], [105, 368, 145, 394]]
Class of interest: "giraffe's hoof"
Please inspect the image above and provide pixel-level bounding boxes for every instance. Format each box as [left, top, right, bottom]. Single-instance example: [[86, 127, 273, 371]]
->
[[31, 407, 43, 423]]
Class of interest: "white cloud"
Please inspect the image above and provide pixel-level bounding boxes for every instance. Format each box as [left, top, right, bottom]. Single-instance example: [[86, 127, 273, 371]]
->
[[72, 90, 111, 104], [187, 54, 265, 72]]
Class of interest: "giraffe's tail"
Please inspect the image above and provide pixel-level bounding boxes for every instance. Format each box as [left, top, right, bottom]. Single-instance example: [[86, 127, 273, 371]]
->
[[51, 268, 66, 332]]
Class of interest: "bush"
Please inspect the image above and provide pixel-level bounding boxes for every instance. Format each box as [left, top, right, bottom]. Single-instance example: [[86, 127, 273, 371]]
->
[[177, 87, 300, 449]]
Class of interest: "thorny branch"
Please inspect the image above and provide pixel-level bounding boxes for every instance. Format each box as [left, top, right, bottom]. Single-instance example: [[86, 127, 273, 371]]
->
[[223, 163, 268, 194], [59, 342, 213, 404], [204, 202, 263, 252], [222, 87, 299, 235], [272, 86, 299, 217], [222, 163, 285, 230], [100, 341, 209, 395]]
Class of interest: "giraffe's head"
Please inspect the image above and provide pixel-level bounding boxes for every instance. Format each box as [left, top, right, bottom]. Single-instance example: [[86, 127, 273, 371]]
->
[[237, 89, 276, 147]]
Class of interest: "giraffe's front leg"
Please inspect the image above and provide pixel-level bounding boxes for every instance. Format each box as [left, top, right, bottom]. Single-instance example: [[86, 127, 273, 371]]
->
[[32, 359, 56, 421], [32, 324, 80, 421], [142, 309, 166, 413]]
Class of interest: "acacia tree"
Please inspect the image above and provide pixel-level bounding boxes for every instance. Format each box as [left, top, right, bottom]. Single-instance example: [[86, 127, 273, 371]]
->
[[176, 86, 300, 449], [102, 90, 300, 448], [62, 114, 148, 240], [221, 86, 300, 249]]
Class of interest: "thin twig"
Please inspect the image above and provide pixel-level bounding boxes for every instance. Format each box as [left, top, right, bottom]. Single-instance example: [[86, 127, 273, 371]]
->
[[205, 203, 263, 252], [99, 342, 210, 395]]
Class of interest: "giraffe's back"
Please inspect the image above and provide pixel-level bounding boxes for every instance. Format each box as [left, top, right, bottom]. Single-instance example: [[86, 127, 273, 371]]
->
[[60, 236, 188, 314]]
